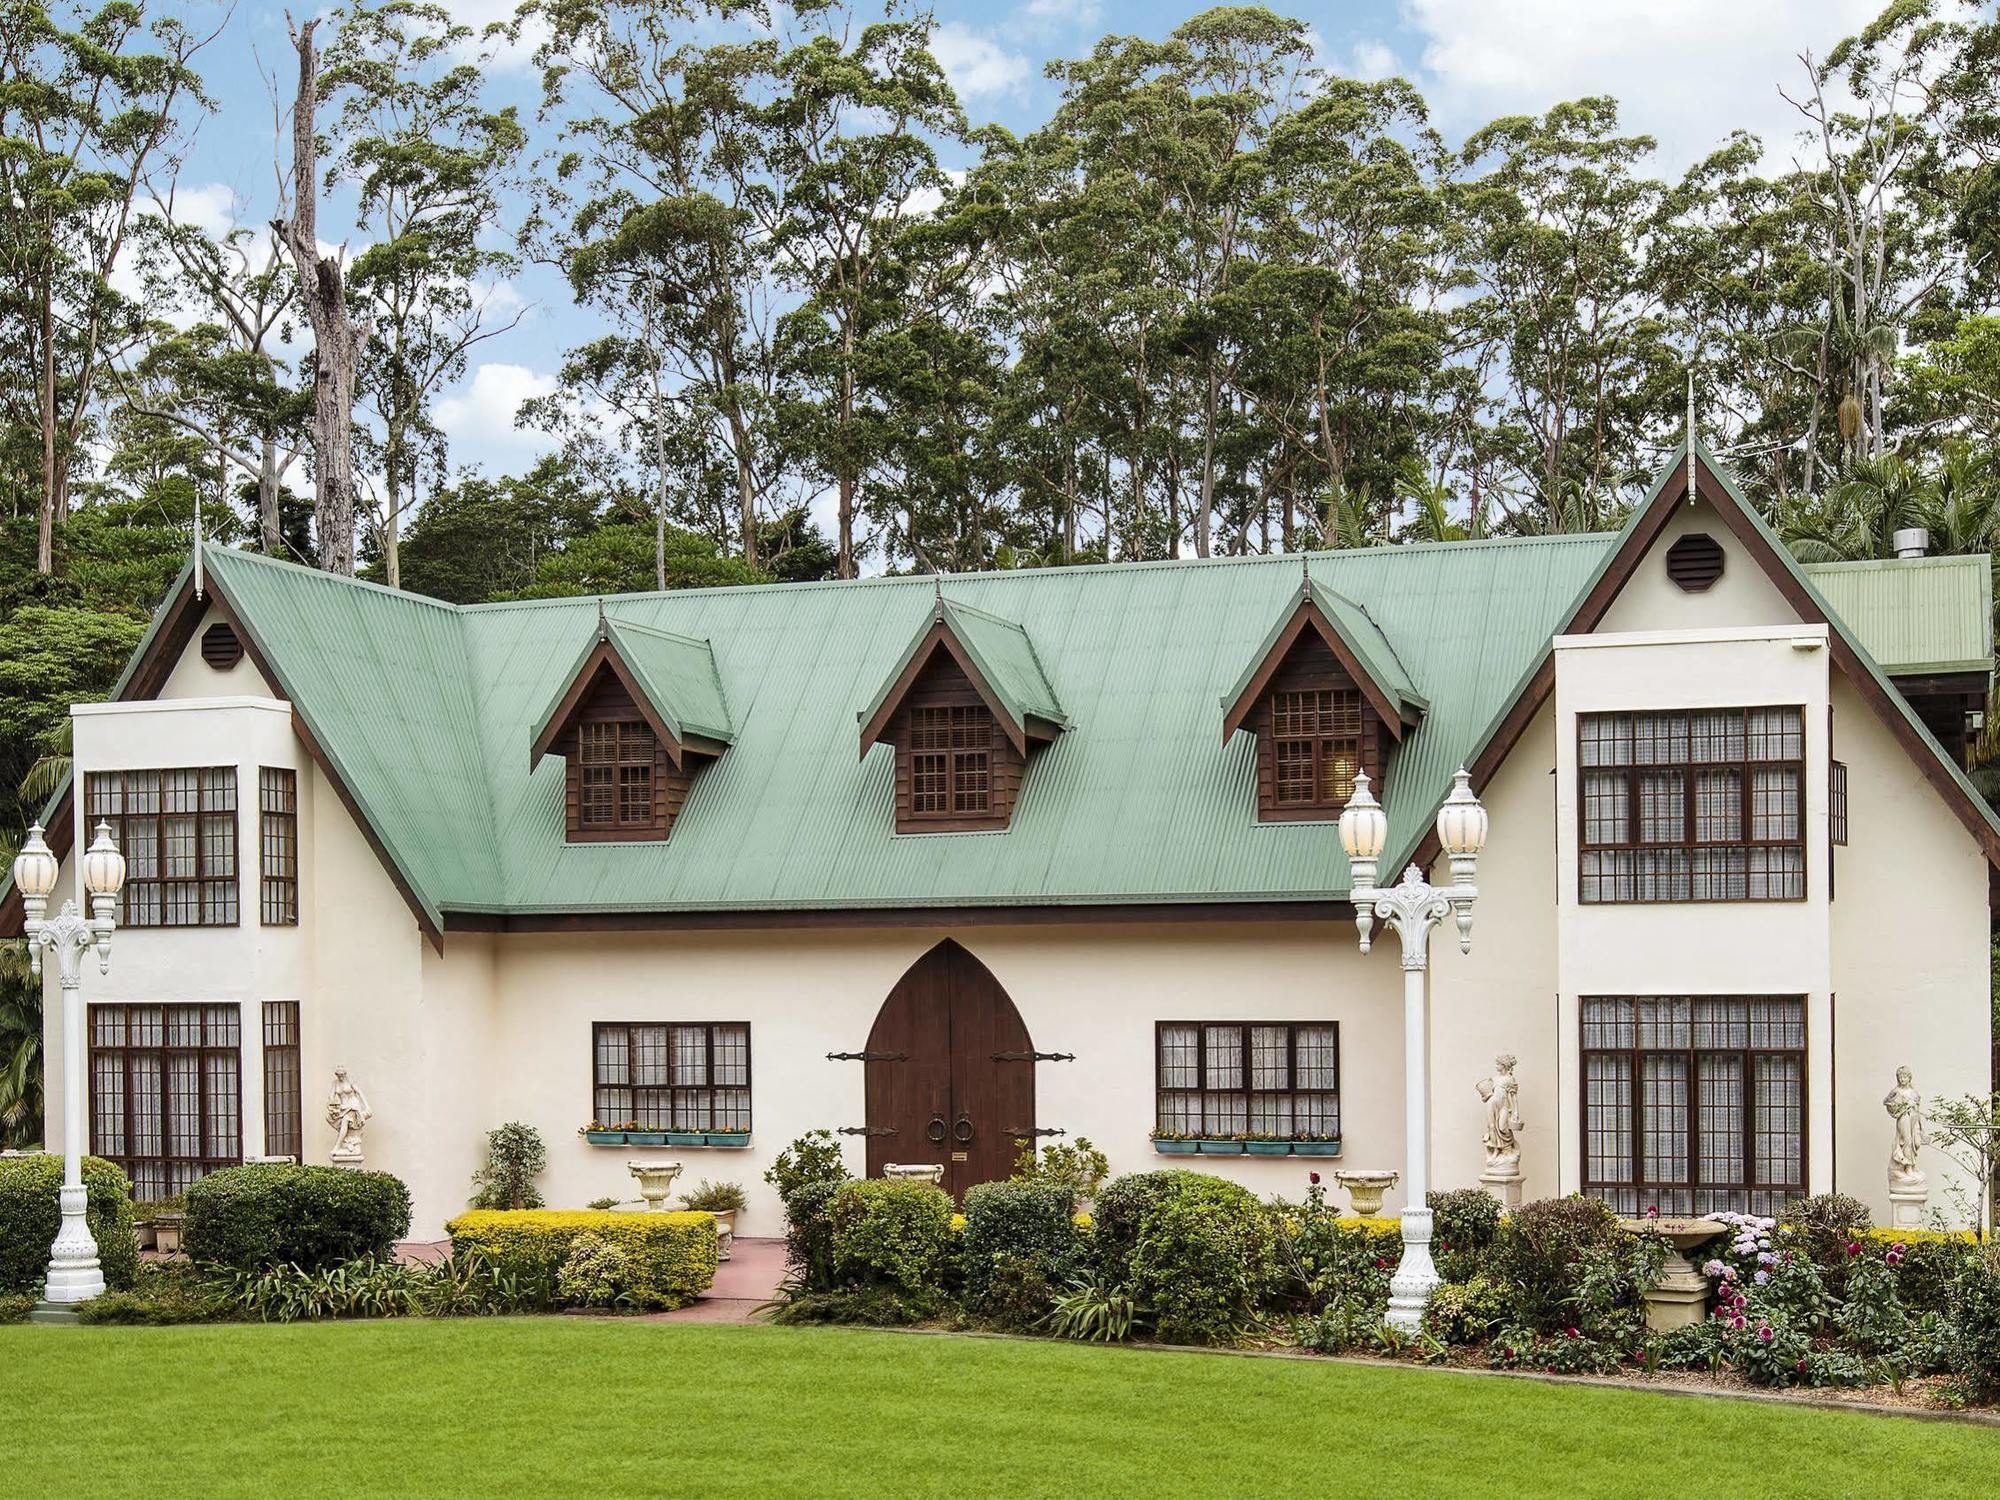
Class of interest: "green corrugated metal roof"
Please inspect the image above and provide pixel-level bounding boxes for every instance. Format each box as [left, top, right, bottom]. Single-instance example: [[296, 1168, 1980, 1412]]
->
[[1800, 554, 1994, 677], [1222, 574, 1428, 723], [859, 594, 1068, 741], [607, 616, 736, 744], [195, 536, 1613, 915]]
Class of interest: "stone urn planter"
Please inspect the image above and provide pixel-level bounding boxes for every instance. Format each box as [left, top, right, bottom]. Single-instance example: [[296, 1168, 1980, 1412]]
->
[[150, 1213, 185, 1256], [627, 1161, 684, 1211], [1333, 1170, 1399, 1217], [710, 1209, 737, 1261], [1619, 1216, 1723, 1332]]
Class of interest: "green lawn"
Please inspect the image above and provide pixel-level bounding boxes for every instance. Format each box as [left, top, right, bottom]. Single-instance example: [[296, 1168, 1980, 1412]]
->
[[3, 1320, 1992, 1498]]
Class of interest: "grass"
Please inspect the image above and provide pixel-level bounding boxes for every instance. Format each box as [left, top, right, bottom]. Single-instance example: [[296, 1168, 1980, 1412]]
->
[[3, 1319, 1994, 1498]]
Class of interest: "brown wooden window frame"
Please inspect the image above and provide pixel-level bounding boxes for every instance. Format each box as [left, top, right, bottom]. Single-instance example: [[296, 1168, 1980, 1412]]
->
[[592, 1021, 752, 1133], [86, 768, 239, 927], [259, 767, 299, 926], [88, 1002, 242, 1202], [904, 704, 993, 821], [1153, 1021, 1340, 1140], [1580, 995, 1807, 1219], [1270, 688, 1366, 812], [568, 718, 671, 842], [262, 1000, 302, 1162], [1577, 706, 1807, 904]]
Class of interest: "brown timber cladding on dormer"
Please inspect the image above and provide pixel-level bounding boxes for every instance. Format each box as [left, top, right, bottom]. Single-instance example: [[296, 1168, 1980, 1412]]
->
[[885, 653, 1023, 832], [556, 668, 692, 842], [1246, 632, 1386, 822]]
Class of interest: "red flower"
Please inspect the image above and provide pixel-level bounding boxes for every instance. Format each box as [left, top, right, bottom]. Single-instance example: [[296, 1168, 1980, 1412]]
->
[[1796, 1358, 1808, 1373], [1309, 1172, 1321, 1185], [1373, 1258, 1388, 1269], [1565, 1326, 1579, 1339], [1845, 1241, 1862, 1257]]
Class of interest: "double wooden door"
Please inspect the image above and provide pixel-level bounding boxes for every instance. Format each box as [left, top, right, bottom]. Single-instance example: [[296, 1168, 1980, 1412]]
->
[[864, 940, 1033, 1198]]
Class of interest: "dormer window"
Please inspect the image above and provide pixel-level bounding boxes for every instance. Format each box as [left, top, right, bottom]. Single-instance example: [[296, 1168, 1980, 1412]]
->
[[1222, 572, 1421, 824], [530, 612, 735, 845], [860, 591, 1067, 835]]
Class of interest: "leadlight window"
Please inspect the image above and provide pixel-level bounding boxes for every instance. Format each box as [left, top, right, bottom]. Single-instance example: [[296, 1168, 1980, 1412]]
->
[[86, 769, 238, 926], [1829, 760, 1848, 846], [577, 721, 657, 833], [259, 768, 298, 925], [262, 1001, 302, 1162], [1271, 689, 1363, 809], [907, 705, 990, 818], [89, 1003, 241, 1201], [1578, 707, 1805, 903], [593, 1022, 751, 1132], [1155, 1022, 1339, 1139], [1581, 996, 1805, 1217]]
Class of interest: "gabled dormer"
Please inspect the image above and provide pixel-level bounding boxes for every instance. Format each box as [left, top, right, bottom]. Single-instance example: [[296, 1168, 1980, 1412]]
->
[[859, 592, 1067, 833], [1222, 572, 1425, 822], [530, 611, 735, 843]]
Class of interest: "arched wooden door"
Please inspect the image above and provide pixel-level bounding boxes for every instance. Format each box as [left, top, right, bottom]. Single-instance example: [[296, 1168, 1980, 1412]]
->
[[864, 940, 1033, 1198]]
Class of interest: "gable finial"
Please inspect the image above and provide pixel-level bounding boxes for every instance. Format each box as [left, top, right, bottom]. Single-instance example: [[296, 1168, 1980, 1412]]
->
[[1686, 371, 1697, 506], [596, 596, 608, 642], [933, 571, 944, 619], [1301, 553, 1311, 598]]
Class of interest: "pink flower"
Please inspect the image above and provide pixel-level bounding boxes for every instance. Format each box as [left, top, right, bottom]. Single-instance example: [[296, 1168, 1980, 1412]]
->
[[1730, 1315, 1747, 1331], [1796, 1358, 1808, 1373], [1845, 1241, 1862, 1258], [1757, 1324, 1774, 1343], [1565, 1327, 1579, 1339], [1892, 1242, 1907, 1254], [1645, 1204, 1659, 1218]]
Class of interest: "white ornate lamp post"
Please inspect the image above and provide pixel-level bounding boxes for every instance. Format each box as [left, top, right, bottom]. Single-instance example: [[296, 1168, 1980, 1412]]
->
[[1339, 768, 1487, 1331], [13, 821, 126, 1304]]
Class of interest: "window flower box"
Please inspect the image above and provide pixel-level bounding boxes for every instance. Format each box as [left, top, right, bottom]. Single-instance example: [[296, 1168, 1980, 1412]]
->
[[1244, 1139, 1293, 1157], [1291, 1138, 1341, 1157], [1196, 1139, 1245, 1156], [1149, 1132, 1198, 1155], [704, 1131, 750, 1148], [665, 1131, 707, 1147], [583, 1129, 628, 1145], [627, 1131, 669, 1147]]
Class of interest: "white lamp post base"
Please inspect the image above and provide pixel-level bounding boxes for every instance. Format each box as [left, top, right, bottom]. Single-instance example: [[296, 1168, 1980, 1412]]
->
[[42, 1184, 105, 1304], [1384, 1205, 1440, 1331]]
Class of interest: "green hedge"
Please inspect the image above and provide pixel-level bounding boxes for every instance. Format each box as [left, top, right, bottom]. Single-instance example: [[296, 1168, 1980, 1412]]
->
[[961, 1180, 1079, 1326], [0, 1154, 138, 1295], [829, 1179, 953, 1296], [184, 1165, 411, 1273], [447, 1210, 718, 1310], [1100, 1170, 1275, 1345]]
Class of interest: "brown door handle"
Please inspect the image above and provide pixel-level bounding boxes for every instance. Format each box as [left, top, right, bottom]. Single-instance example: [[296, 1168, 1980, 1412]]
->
[[953, 1115, 974, 1144], [926, 1116, 947, 1143]]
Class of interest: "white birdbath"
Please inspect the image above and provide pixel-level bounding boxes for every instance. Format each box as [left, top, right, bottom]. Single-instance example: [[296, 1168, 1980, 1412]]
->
[[628, 1161, 684, 1211], [1333, 1169, 1399, 1217], [1620, 1216, 1723, 1331]]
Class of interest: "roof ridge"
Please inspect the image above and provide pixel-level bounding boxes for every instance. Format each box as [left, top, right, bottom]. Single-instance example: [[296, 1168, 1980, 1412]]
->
[[205, 544, 463, 612], [605, 614, 715, 648]]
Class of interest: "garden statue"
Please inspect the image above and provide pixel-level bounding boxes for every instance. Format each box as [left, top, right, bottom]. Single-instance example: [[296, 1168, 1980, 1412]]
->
[[1475, 1054, 1523, 1172], [1884, 1065, 1929, 1228], [326, 1067, 372, 1165]]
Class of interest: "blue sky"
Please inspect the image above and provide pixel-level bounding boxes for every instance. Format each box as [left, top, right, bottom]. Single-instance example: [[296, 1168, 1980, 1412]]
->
[[161, 0, 1887, 502]]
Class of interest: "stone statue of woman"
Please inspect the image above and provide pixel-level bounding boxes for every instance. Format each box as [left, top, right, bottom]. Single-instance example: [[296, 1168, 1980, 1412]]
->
[[326, 1067, 372, 1164], [1476, 1054, 1523, 1172], [1883, 1065, 1926, 1188]]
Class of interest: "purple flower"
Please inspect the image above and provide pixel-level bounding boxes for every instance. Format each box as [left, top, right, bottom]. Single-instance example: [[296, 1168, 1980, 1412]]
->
[[1702, 1259, 1726, 1278], [1754, 1270, 1769, 1285], [1730, 1315, 1747, 1331], [1795, 1358, 1808, 1373]]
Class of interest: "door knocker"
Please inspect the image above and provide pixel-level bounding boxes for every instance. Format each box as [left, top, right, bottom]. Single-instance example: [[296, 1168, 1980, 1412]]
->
[[926, 1116, 947, 1144], [953, 1115, 975, 1144]]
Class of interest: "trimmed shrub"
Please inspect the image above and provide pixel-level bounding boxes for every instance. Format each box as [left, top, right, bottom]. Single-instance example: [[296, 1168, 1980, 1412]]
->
[[1423, 1274, 1507, 1345], [468, 1122, 547, 1211], [961, 1180, 1080, 1325], [76, 1263, 231, 1326], [1090, 1171, 1184, 1278], [447, 1209, 717, 1311], [1427, 1188, 1502, 1283], [1864, 1227, 1976, 1314], [1109, 1171, 1275, 1346], [0, 1154, 137, 1295], [184, 1164, 411, 1273], [1487, 1195, 1625, 1333], [1945, 1241, 2000, 1401], [765, 1131, 850, 1290], [829, 1179, 953, 1298], [1780, 1193, 1873, 1292], [556, 1234, 631, 1308]]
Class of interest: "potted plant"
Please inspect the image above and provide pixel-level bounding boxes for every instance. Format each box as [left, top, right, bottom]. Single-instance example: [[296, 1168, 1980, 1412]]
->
[[626, 1121, 670, 1147], [704, 1129, 750, 1147], [147, 1196, 187, 1255], [1149, 1129, 1198, 1156], [581, 1121, 627, 1145], [1198, 1133, 1246, 1156], [1243, 1131, 1293, 1157], [1292, 1133, 1342, 1157], [664, 1128, 706, 1146], [682, 1179, 747, 1261]]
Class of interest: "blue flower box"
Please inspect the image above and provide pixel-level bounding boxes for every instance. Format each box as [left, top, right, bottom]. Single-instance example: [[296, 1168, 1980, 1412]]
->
[[583, 1130, 627, 1145], [1244, 1140, 1293, 1157], [665, 1131, 707, 1146], [1151, 1139, 1199, 1155], [1197, 1140, 1245, 1156], [1291, 1139, 1342, 1157], [627, 1131, 669, 1146], [704, 1132, 750, 1148]]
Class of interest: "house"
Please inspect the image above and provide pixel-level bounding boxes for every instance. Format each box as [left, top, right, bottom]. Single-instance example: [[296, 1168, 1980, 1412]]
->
[[7, 443, 1996, 1239]]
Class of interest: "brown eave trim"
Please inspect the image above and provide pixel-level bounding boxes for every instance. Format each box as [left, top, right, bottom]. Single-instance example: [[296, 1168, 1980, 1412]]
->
[[528, 638, 688, 771], [443, 900, 1353, 934], [859, 620, 1031, 759], [1220, 599, 1407, 744]]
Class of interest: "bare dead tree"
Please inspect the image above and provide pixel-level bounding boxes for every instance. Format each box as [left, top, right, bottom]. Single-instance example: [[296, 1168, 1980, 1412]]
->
[[275, 14, 365, 576]]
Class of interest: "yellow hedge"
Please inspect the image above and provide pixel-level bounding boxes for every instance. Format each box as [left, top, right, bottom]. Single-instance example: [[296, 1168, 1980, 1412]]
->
[[447, 1210, 718, 1311], [1864, 1226, 1978, 1247]]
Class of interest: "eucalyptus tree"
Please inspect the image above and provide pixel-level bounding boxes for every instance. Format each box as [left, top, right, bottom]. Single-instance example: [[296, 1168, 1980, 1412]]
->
[[0, 0, 212, 573], [765, 0, 962, 578], [325, 0, 528, 589]]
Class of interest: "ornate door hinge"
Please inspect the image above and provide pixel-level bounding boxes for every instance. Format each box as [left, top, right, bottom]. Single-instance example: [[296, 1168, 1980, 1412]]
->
[[826, 1050, 909, 1062], [836, 1125, 900, 1137], [991, 1050, 1075, 1063], [1006, 1127, 1067, 1139]]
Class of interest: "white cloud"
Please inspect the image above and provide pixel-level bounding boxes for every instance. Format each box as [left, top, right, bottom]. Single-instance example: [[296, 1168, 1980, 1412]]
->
[[1403, 0, 1884, 168], [1018, 0, 1100, 28], [932, 23, 1031, 100], [433, 361, 558, 462], [432, 0, 544, 71], [1348, 40, 1400, 83]]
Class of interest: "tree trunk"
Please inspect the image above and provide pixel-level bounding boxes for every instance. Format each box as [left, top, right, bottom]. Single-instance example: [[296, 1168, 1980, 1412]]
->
[[278, 18, 364, 578], [259, 433, 281, 555], [37, 276, 55, 574]]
